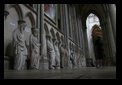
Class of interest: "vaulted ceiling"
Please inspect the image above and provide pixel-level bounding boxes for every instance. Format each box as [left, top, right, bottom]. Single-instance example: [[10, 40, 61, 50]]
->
[[77, 4, 107, 28]]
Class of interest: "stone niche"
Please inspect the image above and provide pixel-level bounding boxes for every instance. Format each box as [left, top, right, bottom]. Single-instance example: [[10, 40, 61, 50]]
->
[[4, 4, 37, 70], [4, 7, 19, 70]]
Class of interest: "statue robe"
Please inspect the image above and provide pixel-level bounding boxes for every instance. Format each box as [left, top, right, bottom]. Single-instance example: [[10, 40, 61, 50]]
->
[[60, 47, 65, 68], [47, 40, 55, 68], [54, 45, 60, 67], [30, 34, 40, 69], [12, 27, 28, 70]]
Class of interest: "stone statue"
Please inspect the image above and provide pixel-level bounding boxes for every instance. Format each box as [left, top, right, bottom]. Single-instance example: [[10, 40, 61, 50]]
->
[[59, 43, 65, 68], [82, 54, 86, 67], [74, 50, 77, 67], [75, 51, 79, 68], [77, 52, 80, 68], [79, 53, 83, 68], [64, 47, 69, 68], [12, 20, 28, 70], [69, 49, 73, 68], [46, 35, 56, 69], [54, 40, 60, 69], [29, 28, 40, 70], [70, 50, 76, 67]]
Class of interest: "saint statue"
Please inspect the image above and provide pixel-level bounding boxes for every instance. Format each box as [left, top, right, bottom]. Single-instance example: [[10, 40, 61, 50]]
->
[[54, 40, 60, 69], [29, 28, 40, 70], [64, 46, 69, 68], [59, 43, 65, 68], [46, 35, 56, 69], [12, 20, 28, 70]]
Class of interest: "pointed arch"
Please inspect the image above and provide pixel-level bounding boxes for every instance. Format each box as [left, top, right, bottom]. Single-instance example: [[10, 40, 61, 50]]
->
[[61, 36, 64, 43], [8, 4, 23, 20], [24, 12, 35, 27], [50, 28, 56, 39], [56, 32, 60, 42]]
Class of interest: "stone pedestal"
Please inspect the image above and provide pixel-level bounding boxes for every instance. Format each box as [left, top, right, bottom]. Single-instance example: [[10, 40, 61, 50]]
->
[[4, 56, 10, 70], [56, 67, 60, 69], [108, 4, 116, 43], [69, 61, 72, 68], [39, 55, 49, 70]]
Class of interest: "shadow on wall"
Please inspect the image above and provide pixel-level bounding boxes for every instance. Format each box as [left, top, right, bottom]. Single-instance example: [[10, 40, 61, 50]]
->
[[5, 42, 14, 69]]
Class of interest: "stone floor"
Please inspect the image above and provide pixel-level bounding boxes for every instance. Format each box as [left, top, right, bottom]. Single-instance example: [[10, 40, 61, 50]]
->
[[4, 67, 116, 79]]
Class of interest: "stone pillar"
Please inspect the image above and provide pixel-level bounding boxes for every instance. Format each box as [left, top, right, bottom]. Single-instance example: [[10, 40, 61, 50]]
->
[[4, 6, 10, 70], [60, 5, 63, 33], [78, 17, 82, 48], [79, 18, 84, 52], [74, 6, 79, 47], [108, 4, 116, 44], [64, 4, 70, 68], [100, 22, 111, 66], [70, 6, 73, 40], [105, 13, 116, 65], [39, 4, 48, 70], [83, 26, 90, 66]]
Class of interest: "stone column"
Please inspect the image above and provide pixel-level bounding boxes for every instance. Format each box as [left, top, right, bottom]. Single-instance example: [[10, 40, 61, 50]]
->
[[108, 4, 116, 44], [4, 5, 10, 70], [100, 22, 111, 66], [60, 4, 63, 33], [105, 13, 116, 65], [70, 6, 73, 40], [78, 17, 82, 48], [79, 18, 84, 52], [64, 4, 71, 68], [40, 4, 48, 69], [74, 6, 79, 47], [83, 25, 90, 65]]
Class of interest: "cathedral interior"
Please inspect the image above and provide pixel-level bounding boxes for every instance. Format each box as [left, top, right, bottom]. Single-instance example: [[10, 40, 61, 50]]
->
[[4, 4, 116, 79]]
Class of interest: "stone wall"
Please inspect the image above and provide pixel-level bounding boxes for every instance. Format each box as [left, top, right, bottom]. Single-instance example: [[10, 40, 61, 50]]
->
[[4, 4, 37, 70]]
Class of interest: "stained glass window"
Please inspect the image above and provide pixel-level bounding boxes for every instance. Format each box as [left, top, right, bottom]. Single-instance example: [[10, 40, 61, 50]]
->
[[44, 4, 56, 21]]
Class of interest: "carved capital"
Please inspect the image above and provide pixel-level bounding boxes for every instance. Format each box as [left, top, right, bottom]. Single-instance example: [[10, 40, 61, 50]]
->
[[52, 38, 56, 43], [4, 10, 9, 20], [18, 20, 26, 24], [46, 34, 51, 39]]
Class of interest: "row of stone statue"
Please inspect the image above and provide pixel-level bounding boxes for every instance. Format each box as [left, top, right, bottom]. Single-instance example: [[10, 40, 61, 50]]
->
[[12, 20, 40, 70], [12, 20, 86, 70], [46, 35, 86, 69]]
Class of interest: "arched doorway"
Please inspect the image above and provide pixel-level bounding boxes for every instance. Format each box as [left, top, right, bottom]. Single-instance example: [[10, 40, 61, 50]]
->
[[80, 4, 111, 67], [86, 13, 101, 66]]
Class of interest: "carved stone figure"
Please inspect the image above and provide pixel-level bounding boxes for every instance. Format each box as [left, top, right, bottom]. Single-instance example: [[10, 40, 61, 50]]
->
[[75, 51, 79, 68], [59, 43, 65, 68], [74, 50, 77, 67], [54, 40, 60, 69], [12, 20, 28, 70], [82, 54, 86, 67], [30, 28, 40, 70], [64, 47, 69, 68], [46, 35, 56, 69], [79, 53, 83, 68]]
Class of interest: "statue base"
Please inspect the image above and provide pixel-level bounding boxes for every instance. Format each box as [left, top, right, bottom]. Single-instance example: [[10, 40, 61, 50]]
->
[[39, 56, 49, 70]]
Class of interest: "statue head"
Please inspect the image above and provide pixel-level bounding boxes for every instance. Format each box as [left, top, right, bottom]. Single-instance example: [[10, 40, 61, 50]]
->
[[32, 28, 38, 37], [18, 20, 26, 31], [46, 34, 51, 41]]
